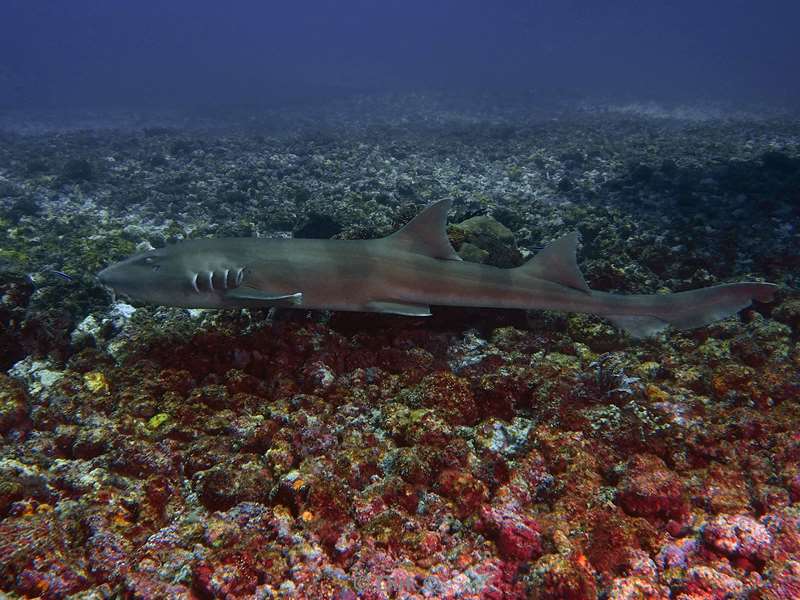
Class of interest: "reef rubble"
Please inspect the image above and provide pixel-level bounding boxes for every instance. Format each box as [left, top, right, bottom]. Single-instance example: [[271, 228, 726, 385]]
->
[[1, 99, 799, 598]]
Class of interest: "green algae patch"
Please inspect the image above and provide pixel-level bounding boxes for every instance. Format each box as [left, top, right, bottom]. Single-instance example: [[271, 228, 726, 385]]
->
[[0, 374, 29, 433], [147, 413, 171, 430], [83, 371, 109, 394]]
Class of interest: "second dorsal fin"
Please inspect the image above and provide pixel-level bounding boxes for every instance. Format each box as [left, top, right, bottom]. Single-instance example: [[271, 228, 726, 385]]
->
[[384, 199, 463, 261], [517, 231, 590, 293]]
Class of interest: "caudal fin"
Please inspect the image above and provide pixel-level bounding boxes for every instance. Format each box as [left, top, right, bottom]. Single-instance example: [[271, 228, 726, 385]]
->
[[607, 282, 778, 338], [518, 230, 777, 338]]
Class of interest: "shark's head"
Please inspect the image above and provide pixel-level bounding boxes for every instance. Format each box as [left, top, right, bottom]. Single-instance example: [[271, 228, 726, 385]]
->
[[98, 245, 244, 308]]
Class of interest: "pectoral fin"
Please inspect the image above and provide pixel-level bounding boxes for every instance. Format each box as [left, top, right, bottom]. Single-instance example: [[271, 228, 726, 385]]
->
[[366, 301, 432, 316], [225, 287, 303, 305]]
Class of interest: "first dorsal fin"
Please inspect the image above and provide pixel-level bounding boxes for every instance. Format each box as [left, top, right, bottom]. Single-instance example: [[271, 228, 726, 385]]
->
[[385, 199, 462, 261], [518, 231, 590, 293]]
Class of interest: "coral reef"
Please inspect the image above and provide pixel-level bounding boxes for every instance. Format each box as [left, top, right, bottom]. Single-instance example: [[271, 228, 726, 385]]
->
[[0, 97, 798, 598]]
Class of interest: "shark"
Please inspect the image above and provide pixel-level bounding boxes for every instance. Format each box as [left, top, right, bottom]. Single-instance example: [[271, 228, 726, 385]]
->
[[98, 200, 777, 337]]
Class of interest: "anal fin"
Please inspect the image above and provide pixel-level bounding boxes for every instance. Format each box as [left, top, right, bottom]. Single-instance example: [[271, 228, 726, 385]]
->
[[366, 301, 432, 316], [607, 315, 668, 338]]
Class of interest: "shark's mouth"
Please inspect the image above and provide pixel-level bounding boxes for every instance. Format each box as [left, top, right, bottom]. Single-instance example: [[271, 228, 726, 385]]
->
[[99, 281, 126, 304], [105, 287, 118, 303]]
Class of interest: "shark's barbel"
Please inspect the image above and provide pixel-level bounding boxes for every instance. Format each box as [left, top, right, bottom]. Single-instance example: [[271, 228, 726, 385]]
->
[[98, 200, 776, 337]]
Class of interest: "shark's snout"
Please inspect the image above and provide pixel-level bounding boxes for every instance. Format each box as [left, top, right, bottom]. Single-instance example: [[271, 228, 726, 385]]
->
[[97, 262, 131, 294], [96, 256, 201, 307], [97, 263, 125, 303], [97, 264, 119, 287]]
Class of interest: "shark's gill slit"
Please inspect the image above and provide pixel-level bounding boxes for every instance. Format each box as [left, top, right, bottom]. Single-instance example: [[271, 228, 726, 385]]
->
[[222, 269, 229, 289], [236, 268, 244, 286], [207, 271, 214, 291], [191, 273, 200, 294]]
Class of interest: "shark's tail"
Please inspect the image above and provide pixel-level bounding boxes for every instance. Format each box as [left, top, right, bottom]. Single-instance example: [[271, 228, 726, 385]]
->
[[600, 282, 778, 338], [519, 231, 778, 338]]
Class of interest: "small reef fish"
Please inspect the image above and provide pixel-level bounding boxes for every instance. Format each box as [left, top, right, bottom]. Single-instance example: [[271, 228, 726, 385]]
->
[[98, 200, 776, 337], [27, 269, 74, 284], [48, 270, 74, 282]]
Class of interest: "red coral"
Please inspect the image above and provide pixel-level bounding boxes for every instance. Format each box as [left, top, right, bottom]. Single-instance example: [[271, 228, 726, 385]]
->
[[436, 468, 489, 518], [529, 551, 598, 600], [753, 560, 800, 600], [155, 368, 195, 396], [702, 514, 773, 564], [617, 454, 688, 521], [417, 371, 478, 425], [479, 505, 542, 562], [678, 565, 745, 599], [586, 509, 658, 577]]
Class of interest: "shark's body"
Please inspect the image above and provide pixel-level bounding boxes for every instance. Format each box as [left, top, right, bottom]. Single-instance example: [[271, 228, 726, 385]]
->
[[98, 200, 776, 337]]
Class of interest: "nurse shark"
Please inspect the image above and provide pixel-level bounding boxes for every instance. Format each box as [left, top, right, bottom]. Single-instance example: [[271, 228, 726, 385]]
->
[[98, 200, 776, 337]]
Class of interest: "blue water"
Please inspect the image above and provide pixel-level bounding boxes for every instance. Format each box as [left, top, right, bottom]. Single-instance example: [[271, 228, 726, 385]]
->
[[2, 0, 799, 109]]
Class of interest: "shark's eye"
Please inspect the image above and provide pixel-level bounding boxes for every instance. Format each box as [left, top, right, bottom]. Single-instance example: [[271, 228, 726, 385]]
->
[[137, 256, 160, 271]]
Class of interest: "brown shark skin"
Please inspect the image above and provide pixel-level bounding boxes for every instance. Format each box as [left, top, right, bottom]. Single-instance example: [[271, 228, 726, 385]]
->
[[98, 201, 777, 336]]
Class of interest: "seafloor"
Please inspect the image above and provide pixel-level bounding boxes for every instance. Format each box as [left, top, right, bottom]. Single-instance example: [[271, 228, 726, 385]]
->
[[1, 96, 799, 599]]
